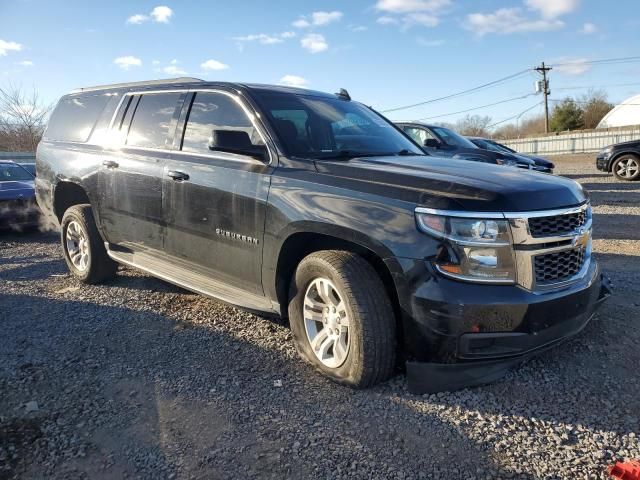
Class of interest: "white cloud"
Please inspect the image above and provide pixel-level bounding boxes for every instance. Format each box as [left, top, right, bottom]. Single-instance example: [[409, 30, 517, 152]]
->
[[403, 12, 439, 28], [0, 39, 22, 56], [292, 18, 311, 28], [200, 59, 229, 71], [114, 56, 142, 70], [127, 6, 172, 25], [348, 25, 368, 32], [151, 6, 173, 23], [525, 0, 579, 18], [312, 11, 343, 25], [126, 14, 148, 24], [417, 37, 445, 47], [465, 8, 564, 36], [301, 33, 328, 53], [375, 0, 450, 13], [375, 0, 449, 29], [377, 16, 399, 25], [232, 31, 295, 48], [16, 60, 34, 66], [581, 22, 597, 34], [279, 75, 309, 88], [152, 59, 161, 65], [293, 11, 343, 28], [163, 65, 186, 75], [554, 58, 591, 76]]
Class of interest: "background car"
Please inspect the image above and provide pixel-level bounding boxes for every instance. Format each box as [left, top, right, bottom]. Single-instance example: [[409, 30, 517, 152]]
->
[[596, 140, 640, 181], [0, 160, 40, 231], [396, 122, 535, 170], [467, 137, 555, 173]]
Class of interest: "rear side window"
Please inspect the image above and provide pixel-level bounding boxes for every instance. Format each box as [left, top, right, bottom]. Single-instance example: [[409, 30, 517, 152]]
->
[[126, 93, 181, 149], [181, 92, 263, 153], [44, 94, 111, 143]]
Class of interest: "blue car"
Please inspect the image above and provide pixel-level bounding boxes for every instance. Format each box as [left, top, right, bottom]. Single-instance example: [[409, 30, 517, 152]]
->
[[0, 160, 40, 231]]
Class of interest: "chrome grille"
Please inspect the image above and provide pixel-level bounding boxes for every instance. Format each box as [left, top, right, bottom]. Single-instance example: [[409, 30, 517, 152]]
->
[[534, 248, 586, 284], [528, 210, 587, 237]]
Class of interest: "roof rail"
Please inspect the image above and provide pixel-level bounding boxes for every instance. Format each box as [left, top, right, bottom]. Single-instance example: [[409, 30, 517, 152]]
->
[[70, 77, 204, 94]]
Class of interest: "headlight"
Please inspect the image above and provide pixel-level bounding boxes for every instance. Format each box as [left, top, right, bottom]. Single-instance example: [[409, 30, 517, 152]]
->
[[599, 146, 613, 156], [415, 209, 516, 283]]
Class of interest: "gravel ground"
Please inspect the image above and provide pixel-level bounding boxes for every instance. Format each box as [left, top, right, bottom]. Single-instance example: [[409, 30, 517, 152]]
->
[[1, 154, 639, 479]]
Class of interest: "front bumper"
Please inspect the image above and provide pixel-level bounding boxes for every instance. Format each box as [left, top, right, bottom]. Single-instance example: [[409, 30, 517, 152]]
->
[[0, 205, 40, 230], [596, 153, 611, 172], [387, 257, 611, 393]]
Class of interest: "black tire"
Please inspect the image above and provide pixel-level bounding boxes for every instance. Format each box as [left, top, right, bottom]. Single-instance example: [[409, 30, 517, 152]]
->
[[60, 204, 117, 284], [612, 154, 640, 181], [288, 250, 396, 388]]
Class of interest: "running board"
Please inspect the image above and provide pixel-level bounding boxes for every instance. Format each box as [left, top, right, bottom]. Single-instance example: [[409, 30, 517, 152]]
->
[[107, 247, 274, 313]]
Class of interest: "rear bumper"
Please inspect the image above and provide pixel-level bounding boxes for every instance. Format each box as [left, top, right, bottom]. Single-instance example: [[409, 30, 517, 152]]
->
[[386, 257, 611, 393]]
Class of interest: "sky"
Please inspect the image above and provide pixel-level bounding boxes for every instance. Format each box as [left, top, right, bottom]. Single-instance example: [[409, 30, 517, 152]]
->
[[1, 0, 639, 126]]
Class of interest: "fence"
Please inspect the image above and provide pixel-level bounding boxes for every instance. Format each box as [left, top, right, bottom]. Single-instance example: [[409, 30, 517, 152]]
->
[[500, 126, 640, 155]]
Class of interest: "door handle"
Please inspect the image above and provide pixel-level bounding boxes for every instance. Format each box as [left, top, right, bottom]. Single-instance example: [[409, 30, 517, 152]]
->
[[102, 160, 119, 169], [167, 170, 189, 181]]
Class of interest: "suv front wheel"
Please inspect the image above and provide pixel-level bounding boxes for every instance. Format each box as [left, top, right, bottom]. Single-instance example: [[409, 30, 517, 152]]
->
[[612, 154, 640, 181], [288, 250, 396, 388], [61, 204, 118, 284]]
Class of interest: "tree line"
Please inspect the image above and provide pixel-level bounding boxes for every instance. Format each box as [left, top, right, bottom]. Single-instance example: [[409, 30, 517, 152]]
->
[[0, 84, 52, 152], [441, 90, 614, 139]]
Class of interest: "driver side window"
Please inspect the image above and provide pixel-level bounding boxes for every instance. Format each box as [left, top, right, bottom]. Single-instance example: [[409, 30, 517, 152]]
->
[[181, 92, 263, 154], [403, 127, 435, 145]]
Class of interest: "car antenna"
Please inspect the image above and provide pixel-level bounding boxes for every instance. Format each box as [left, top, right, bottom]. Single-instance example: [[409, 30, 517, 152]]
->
[[336, 88, 351, 101]]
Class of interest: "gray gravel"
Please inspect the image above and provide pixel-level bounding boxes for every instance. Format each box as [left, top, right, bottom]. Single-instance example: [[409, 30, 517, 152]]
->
[[1, 154, 639, 479]]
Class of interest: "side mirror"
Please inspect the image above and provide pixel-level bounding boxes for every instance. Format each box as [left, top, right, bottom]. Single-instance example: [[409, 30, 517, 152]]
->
[[423, 138, 440, 149], [209, 130, 267, 161]]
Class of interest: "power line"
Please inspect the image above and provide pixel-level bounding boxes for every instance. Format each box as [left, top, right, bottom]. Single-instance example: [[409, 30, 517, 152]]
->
[[413, 93, 537, 121], [550, 56, 640, 67], [548, 98, 640, 106], [487, 102, 542, 129], [380, 69, 531, 113], [555, 82, 640, 91]]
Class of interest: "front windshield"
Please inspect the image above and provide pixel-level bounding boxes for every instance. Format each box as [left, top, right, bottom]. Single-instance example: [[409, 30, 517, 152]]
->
[[492, 141, 517, 154], [253, 92, 423, 159], [0, 164, 34, 181], [431, 126, 478, 149], [474, 139, 504, 153]]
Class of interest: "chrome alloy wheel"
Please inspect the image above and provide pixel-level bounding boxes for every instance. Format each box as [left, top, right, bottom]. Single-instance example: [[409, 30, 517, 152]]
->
[[65, 220, 90, 272], [303, 277, 350, 369], [616, 157, 639, 179]]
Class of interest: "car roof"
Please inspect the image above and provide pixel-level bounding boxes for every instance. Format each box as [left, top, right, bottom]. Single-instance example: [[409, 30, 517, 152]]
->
[[69, 77, 338, 100]]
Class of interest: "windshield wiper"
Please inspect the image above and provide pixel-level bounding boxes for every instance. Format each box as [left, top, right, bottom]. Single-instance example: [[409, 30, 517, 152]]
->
[[396, 149, 425, 156]]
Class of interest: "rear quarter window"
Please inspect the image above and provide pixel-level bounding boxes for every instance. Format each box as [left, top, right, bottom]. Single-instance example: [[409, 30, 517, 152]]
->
[[44, 93, 111, 143]]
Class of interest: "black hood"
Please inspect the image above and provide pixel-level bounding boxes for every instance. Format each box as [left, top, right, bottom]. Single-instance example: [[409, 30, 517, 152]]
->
[[315, 155, 586, 212]]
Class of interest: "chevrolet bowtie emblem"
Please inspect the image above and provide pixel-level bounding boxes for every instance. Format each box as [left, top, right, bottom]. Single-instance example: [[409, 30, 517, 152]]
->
[[572, 228, 590, 248]]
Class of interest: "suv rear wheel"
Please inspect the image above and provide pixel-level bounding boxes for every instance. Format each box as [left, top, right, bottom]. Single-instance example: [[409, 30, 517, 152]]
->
[[288, 250, 395, 388], [612, 154, 640, 181], [61, 204, 117, 283]]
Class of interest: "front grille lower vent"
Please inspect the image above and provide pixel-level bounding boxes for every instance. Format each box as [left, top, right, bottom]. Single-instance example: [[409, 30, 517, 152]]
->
[[528, 210, 587, 238], [534, 248, 585, 284]]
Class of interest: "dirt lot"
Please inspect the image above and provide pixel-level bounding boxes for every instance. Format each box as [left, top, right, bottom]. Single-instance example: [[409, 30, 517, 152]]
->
[[1, 154, 639, 479]]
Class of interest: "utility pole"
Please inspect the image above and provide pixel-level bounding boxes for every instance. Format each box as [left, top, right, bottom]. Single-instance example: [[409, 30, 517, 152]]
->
[[535, 62, 552, 133]]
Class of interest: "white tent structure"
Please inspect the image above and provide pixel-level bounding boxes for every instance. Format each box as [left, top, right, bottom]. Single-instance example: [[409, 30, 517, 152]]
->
[[597, 94, 640, 128]]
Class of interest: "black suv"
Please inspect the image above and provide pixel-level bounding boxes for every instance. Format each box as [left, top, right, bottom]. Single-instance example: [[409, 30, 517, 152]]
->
[[467, 137, 555, 173], [596, 140, 640, 181], [37, 78, 610, 393], [396, 122, 535, 169]]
